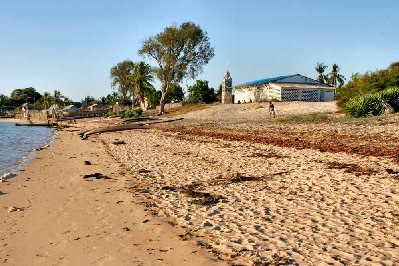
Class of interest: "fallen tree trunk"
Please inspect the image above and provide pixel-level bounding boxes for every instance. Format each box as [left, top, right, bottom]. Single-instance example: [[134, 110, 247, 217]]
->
[[119, 116, 160, 124], [81, 117, 184, 139], [82, 124, 149, 139]]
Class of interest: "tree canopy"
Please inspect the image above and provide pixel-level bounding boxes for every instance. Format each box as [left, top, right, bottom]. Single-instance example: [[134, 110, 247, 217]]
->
[[315, 63, 328, 84], [139, 21, 214, 113], [188, 80, 217, 104], [110, 60, 135, 105]]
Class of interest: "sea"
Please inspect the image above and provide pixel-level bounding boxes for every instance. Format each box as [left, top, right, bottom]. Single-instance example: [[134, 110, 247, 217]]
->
[[0, 122, 54, 176]]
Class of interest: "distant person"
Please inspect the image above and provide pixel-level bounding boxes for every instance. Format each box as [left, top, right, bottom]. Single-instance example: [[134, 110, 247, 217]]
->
[[269, 101, 276, 118]]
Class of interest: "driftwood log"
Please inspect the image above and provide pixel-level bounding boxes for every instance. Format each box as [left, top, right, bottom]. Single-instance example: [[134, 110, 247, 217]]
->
[[81, 124, 149, 139], [119, 116, 160, 124], [81, 117, 184, 139]]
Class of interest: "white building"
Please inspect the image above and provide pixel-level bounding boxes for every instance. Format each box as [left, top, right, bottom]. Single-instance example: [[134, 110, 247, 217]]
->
[[234, 74, 335, 103]]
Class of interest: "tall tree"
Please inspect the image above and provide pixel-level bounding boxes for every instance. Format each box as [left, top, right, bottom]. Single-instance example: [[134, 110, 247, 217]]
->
[[131, 61, 154, 110], [53, 90, 64, 107], [328, 64, 346, 88], [315, 63, 328, 84], [42, 92, 52, 109], [139, 21, 214, 114], [110, 60, 135, 105]]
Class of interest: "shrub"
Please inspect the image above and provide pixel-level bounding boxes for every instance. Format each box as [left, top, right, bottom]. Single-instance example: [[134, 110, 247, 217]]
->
[[345, 91, 386, 117], [120, 107, 143, 118], [382, 86, 399, 111], [106, 107, 143, 118]]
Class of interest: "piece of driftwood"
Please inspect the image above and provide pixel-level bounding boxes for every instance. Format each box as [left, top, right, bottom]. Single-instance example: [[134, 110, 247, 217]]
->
[[142, 117, 184, 125], [119, 116, 160, 124], [82, 124, 149, 139], [81, 117, 184, 139]]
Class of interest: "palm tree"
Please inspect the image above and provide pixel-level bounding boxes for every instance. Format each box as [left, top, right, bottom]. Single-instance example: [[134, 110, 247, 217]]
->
[[63, 97, 73, 106], [83, 96, 97, 107], [53, 90, 64, 107], [315, 63, 328, 84], [328, 64, 346, 88], [42, 92, 52, 110], [130, 62, 154, 110]]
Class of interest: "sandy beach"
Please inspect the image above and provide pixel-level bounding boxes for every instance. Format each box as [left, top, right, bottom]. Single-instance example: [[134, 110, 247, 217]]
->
[[2, 102, 399, 265], [0, 126, 224, 265]]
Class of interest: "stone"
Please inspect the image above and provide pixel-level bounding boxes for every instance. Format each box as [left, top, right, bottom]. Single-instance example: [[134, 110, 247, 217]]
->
[[8, 206, 23, 213]]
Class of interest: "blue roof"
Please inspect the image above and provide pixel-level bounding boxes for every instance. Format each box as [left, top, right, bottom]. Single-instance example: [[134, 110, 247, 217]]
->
[[234, 74, 297, 88]]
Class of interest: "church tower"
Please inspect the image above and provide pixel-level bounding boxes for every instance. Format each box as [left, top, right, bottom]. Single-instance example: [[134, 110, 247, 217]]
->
[[221, 71, 233, 104]]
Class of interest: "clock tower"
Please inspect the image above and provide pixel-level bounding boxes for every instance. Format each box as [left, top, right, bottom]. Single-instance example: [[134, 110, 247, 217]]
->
[[221, 71, 233, 104]]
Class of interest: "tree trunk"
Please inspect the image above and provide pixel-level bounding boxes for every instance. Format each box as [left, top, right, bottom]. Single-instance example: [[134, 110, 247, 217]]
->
[[137, 93, 147, 111], [159, 82, 170, 115]]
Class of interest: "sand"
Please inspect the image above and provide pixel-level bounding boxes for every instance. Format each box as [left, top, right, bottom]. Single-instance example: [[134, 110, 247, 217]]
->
[[0, 128, 224, 265], [2, 101, 399, 265], [80, 102, 399, 265]]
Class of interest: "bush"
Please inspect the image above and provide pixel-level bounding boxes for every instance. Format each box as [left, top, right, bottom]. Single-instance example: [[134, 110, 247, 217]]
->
[[382, 86, 399, 112], [106, 107, 143, 118], [120, 107, 143, 118], [337, 62, 399, 110], [345, 91, 387, 118]]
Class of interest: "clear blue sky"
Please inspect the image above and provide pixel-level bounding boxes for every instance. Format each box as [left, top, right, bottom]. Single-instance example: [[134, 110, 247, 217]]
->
[[1, 0, 398, 100]]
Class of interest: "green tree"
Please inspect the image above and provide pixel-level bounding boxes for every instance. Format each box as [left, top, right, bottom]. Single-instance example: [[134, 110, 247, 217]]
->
[[63, 97, 73, 106], [53, 90, 64, 107], [131, 61, 154, 110], [110, 60, 135, 105], [145, 88, 161, 107], [0, 94, 9, 114], [139, 21, 215, 114], [328, 64, 346, 88], [83, 96, 97, 107], [315, 63, 328, 84], [165, 83, 184, 102], [42, 92, 52, 109], [188, 80, 217, 104], [10, 87, 41, 106]]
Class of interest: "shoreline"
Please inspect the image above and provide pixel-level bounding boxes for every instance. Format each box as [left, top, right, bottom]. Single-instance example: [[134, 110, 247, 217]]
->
[[0, 127, 223, 265], [0, 118, 21, 123]]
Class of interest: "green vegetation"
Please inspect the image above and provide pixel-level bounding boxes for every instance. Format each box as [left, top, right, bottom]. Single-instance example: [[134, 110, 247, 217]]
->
[[335, 61, 399, 117], [106, 107, 143, 118], [139, 21, 214, 114], [188, 80, 217, 104], [344, 87, 399, 118], [110, 60, 154, 109], [337, 62, 399, 109]]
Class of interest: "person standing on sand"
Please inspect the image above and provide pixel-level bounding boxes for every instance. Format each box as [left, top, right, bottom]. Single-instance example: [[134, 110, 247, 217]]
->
[[269, 101, 276, 118]]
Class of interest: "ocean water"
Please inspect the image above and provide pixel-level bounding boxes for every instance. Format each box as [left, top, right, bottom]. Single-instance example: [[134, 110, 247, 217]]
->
[[0, 122, 54, 176]]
